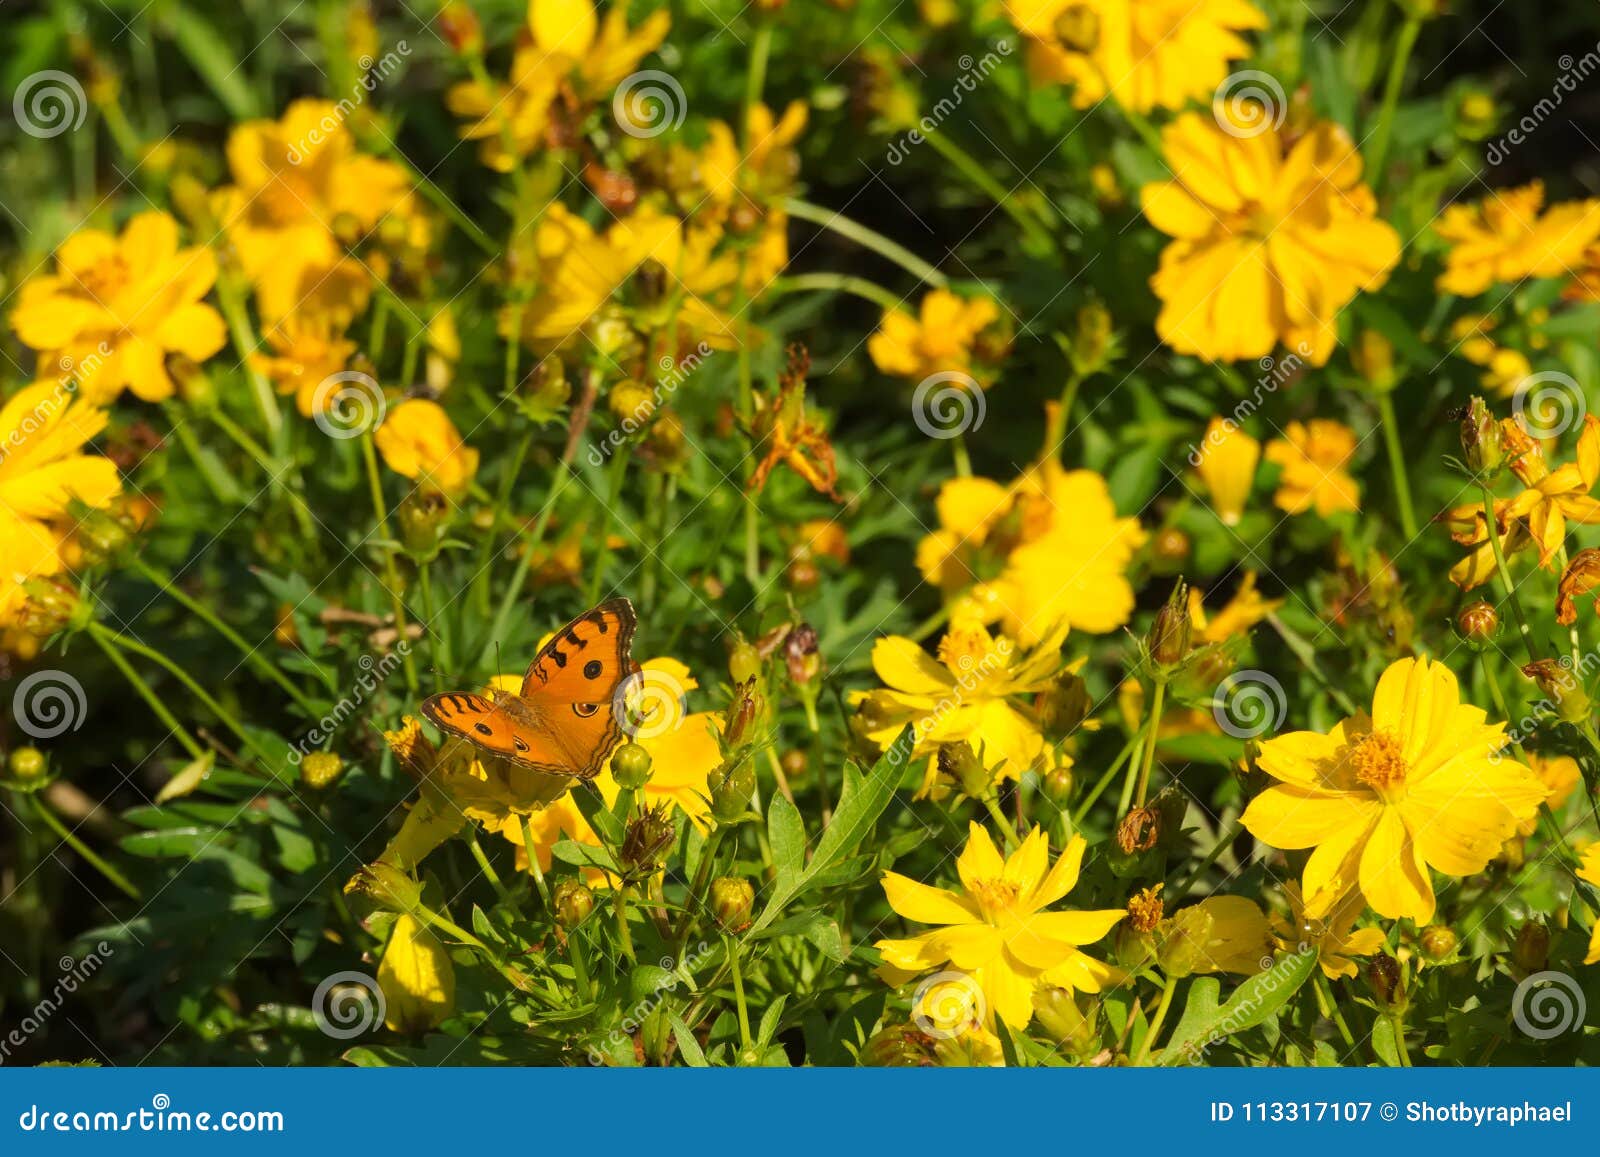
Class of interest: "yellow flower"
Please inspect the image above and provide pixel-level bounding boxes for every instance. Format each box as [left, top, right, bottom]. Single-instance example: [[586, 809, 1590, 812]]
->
[[1435, 181, 1600, 295], [448, 0, 670, 171], [251, 313, 358, 418], [1449, 315, 1532, 396], [1007, 0, 1265, 113], [1188, 570, 1282, 643], [852, 617, 1068, 798], [11, 212, 226, 403], [916, 460, 1146, 645], [1443, 416, 1600, 588], [594, 658, 722, 831], [1155, 895, 1275, 976], [513, 203, 742, 352], [1577, 846, 1600, 965], [1240, 656, 1546, 923], [216, 98, 423, 322], [0, 381, 123, 530], [1264, 419, 1361, 516], [702, 101, 808, 210], [1272, 882, 1383, 980], [868, 290, 1001, 383], [374, 399, 480, 496], [876, 824, 1126, 1029], [1141, 113, 1400, 365], [378, 913, 456, 1033], [1192, 416, 1259, 525], [1517, 754, 1581, 837]]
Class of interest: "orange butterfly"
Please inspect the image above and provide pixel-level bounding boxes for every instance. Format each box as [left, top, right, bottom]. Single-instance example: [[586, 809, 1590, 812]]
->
[[421, 598, 639, 780]]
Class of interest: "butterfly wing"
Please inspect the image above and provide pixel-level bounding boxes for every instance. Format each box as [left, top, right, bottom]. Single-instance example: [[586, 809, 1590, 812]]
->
[[420, 691, 570, 775], [517, 597, 639, 779]]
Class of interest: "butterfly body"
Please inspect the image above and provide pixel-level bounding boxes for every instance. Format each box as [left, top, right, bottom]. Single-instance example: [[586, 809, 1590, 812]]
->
[[421, 598, 638, 780]]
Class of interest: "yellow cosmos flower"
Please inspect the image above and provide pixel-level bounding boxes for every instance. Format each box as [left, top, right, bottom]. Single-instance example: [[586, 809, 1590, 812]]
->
[[1192, 416, 1259, 525], [876, 824, 1126, 1029], [852, 616, 1068, 798], [1577, 846, 1600, 965], [1265, 419, 1361, 516], [1007, 0, 1264, 113], [1516, 754, 1580, 837], [11, 212, 226, 403], [378, 913, 456, 1033], [374, 399, 480, 496], [252, 313, 358, 418], [513, 203, 743, 352], [868, 290, 1001, 383], [1272, 882, 1383, 980], [1435, 181, 1600, 295], [1188, 571, 1282, 643], [1240, 656, 1546, 923], [215, 98, 423, 321], [1443, 416, 1600, 589], [1141, 113, 1400, 365], [0, 381, 122, 532], [449, 0, 669, 170], [916, 460, 1146, 645], [702, 101, 808, 210]]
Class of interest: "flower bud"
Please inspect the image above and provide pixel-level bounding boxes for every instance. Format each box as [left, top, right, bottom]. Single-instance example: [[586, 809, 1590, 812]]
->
[[1066, 300, 1113, 376], [1032, 986, 1099, 1057], [300, 751, 345, 790], [861, 1024, 934, 1067], [620, 803, 675, 875], [711, 756, 756, 822], [1149, 527, 1191, 575], [937, 741, 991, 799], [1366, 952, 1403, 1008], [1040, 764, 1074, 806], [1454, 89, 1496, 140], [1512, 920, 1550, 974], [1419, 924, 1458, 962], [169, 355, 216, 410], [724, 678, 764, 748], [1147, 578, 1192, 669], [1350, 330, 1397, 392], [1053, 4, 1100, 53], [1154, 904, 1213, 978], [728, 638, 762, 685], [344, 860, 423, 914], [784, 623, 821, 686], [710, 877, 755, 933], [7, 746, 48, 784], [553, 878, 596, 928], [396, 491, 450, 561], [1456, 600, 1499, 646], [1461, 396, 1503, 475], [1034, 671, 1090, 741], [611, 741, 653, 789], [1522, 659, 1591, 724], [73, 506, 131, 566], [20, 576, 86, 639]]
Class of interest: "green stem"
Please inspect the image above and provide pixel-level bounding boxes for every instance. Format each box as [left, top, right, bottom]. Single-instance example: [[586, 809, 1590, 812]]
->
[[87, 620, 205, 760], [1314, 974, 1357, 1049], [518, 814, 553, 910], [922, 128, 1054, 251], [613, 886, 637, 963], [466, 830, 522, 920], [981, 793, 1020, 852], [215, 275, 283, 440], [567, 926, 594, 1000], [1375, 392, 1419, 540], [1367, 14, 1424, 192], [727, 934, 753, 1051], [31, 794, 141, 900], [782, 198, 947, 287], [360, 432, 420, 693], [483, 460, 574, 664], [1266, 613, 1359, 715], [1072, 727, 1144, 825], [1132, 973, 1178, 1066], [1132, 680, 1167, 809], [127, 556, 318, 715], [1482, 481, 1538, 662], [769, 273, 903, 312], [1390, 1008, 1413, 1067]]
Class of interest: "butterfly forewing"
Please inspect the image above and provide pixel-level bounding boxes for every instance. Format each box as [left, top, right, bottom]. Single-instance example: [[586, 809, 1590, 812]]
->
[[420, 690, 571, 776]]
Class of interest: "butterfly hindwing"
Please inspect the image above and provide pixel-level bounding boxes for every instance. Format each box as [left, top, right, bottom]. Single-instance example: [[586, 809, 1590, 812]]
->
[[516, 598, 638, 779], [420, 690, 570, 776]]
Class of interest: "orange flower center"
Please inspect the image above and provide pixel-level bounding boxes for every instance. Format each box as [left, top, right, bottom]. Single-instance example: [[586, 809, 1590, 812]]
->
[[72, 255, 131, 301], [968, 878, 1020, 920], [1127, 883, 1165, 933], [1350, 730, 1408, 797]]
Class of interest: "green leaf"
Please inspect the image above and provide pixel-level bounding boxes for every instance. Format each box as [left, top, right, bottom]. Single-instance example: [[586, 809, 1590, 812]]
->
[[747, 726, 909, 935], [120, 827, 224, 858], [155, 751, 215, 804], [755, 995, 788, 1050], [163, 3, 261, 119], [1369, 1014, 1400, 1066], [670, 1013, 710, 1067], [1160, 947, 1319, 1065], [766, 792, 806, 885]]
